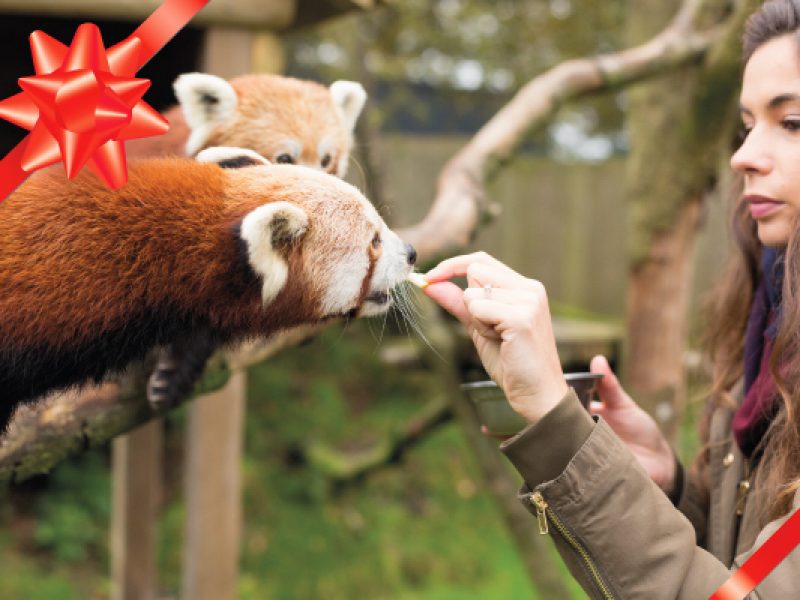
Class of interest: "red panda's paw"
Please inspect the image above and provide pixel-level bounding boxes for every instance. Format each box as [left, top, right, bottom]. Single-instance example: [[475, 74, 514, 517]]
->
[[147, 359, 183, 410], [147, 332, 218, 411]]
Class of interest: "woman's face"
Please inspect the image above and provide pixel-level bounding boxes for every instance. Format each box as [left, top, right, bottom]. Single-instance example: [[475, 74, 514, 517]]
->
[[732, 34, 800, 246]]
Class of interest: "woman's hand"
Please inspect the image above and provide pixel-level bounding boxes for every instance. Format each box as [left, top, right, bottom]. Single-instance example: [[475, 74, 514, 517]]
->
[[423, 252, 568, 425], [589, 355, 677, 493]]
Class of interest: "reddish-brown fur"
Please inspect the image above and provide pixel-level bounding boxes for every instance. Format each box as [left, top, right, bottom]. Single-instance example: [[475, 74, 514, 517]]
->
[[0, 159, 334, 355], [125, 74, 351, 175]]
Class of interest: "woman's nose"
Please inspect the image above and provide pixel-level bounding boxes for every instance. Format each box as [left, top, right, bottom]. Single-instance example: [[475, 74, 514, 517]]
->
[[730, 129, 772, 174], [405, 243, 417, 266]]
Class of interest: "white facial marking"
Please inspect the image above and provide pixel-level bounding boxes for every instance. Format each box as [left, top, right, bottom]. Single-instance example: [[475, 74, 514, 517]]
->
[[367, 227, 411, 309], [321, 253, 371, 315], [240, 202, 308, 305], [274, 139, 302, 163], [195, 146, 270, 166]]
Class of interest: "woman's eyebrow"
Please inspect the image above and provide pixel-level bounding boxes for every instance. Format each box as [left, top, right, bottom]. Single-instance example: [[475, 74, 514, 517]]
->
[[739, 93, 800, 115], [768, 92, 800, 109]]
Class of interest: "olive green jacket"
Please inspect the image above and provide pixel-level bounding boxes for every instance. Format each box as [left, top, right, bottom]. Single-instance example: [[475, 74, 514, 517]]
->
[[500, 387, 800, 599]]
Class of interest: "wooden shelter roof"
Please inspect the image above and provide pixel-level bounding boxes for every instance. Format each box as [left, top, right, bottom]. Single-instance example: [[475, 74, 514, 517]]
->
[[0, 0, 391, 30]]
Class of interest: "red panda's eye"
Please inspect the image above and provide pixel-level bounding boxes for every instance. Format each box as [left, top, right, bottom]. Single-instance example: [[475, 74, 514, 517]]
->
[[371, 234, 381, 249], [276, 153, 294, 164], [321, 154, 332, 168]]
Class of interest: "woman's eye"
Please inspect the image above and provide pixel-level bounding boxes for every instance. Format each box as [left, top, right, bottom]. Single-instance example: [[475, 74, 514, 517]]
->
[[321, 154, 332, 168], [782, 119, 800, 132], [371, 234, 381, 249], [276, 153, 294, 164]]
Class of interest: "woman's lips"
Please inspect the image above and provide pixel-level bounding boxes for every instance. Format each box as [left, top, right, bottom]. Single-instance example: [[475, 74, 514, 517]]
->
[[746, 195, 785, 219]]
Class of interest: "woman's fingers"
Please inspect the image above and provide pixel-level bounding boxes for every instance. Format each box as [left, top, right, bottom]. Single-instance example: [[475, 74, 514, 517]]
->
[[463, 286, 536, 305], [425, 252, 502, 281], [425, 251, 552, 351], [424, 281, 471, 327], [426, 253, 532, 289], [426, 261, 543, 331], [590, 355, 631, 410], [588, 400, 605, 417]]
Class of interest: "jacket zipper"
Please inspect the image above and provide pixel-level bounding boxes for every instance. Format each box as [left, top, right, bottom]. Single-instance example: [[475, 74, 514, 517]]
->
[[736, 459, 753, 517], [530, 491, 615, 600]]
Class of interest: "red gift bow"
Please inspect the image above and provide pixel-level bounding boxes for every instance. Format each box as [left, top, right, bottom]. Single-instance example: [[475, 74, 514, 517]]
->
[[0, 0, 210, 202], [709, 506, 800, 599]]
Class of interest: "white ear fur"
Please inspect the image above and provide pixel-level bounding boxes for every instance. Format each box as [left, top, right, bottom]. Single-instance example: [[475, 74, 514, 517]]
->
[[240, 202, 309, 305], [329, 80, 367, 133], [173, 72, 239, 156], [195, 146, 271, 168]]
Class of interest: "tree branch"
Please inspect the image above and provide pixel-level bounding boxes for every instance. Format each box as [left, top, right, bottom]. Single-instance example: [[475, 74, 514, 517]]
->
[[0, 327, 321, 484], [303, 396, 452, 482], [399, 2, 725, 262]]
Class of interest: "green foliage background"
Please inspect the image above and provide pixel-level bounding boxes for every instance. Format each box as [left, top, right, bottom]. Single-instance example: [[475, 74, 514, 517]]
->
[[0, 321, 590, 599]]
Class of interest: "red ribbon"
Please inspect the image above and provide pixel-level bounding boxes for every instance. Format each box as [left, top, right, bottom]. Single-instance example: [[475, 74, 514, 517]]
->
[[0, 0, 210, 202], [709, 506, 800, 599]]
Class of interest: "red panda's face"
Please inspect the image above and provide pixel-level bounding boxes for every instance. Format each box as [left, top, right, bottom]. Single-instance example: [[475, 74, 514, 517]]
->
[[174, 73, 366, 179], [205, 148, 415, 321]]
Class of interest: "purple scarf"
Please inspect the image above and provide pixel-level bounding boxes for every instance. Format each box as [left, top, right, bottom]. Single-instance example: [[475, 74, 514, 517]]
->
[[732, 247, 784, 458]]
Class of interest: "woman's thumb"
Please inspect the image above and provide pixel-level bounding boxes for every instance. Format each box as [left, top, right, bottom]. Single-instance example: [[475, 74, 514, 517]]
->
[[589, 355, 629, 409]]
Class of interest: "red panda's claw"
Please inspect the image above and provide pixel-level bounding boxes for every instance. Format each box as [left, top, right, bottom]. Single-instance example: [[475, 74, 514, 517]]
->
[[147, 371, 176, 410], [146, 333, 218, 411]]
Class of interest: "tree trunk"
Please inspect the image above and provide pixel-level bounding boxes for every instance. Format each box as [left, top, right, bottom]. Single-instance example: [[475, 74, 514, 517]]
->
[[623, 0, 751, 438], [625, 199, 703, 437]]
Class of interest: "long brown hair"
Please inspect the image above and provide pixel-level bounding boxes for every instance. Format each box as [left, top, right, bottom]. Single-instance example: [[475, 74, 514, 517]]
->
[[703, 0, 800, 521]]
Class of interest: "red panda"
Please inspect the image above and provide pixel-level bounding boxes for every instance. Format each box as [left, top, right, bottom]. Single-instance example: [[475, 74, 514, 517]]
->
[[124, 72, 367, 409], [0, 148, 415, 430], [125, 72, 366, 177]]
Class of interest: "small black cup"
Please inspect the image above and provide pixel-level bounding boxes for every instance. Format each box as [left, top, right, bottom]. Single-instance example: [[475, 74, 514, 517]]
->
[[460, 372, 603, 436]]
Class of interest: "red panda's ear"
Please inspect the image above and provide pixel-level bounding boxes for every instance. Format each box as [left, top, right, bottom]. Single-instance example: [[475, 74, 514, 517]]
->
[[329, 81, 367, 133], [239, 202, 309, 304], [173, 72, 239, 155], [196, 147, 271, 169]]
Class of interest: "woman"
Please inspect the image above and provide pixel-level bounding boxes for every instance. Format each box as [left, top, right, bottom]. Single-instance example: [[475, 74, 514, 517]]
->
[[423, 1, 800, 596]]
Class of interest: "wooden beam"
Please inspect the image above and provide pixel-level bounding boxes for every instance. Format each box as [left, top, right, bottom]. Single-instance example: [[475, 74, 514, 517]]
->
[[292, 0, 390, 28], [181, 371, 246, 600], [0, 0, 391, 30], [0, 0, 296, 29], [111, 420, 163, 600]]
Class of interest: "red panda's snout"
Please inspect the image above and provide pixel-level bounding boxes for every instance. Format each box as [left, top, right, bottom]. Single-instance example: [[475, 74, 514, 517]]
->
[[359, 227, 415, 317]]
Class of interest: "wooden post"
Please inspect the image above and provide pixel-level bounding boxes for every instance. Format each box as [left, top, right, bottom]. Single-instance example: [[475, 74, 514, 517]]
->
[[181, 371, 247, 600], [110, 421, 162, 600], [181, 27, 284, 600]]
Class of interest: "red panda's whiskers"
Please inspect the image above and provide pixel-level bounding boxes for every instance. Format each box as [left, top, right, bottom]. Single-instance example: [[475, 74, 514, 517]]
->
[[390, 284, 440, 358]]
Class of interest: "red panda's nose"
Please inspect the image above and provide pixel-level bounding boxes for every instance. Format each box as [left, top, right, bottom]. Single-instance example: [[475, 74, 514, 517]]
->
[[405, 243, 417, 265]]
